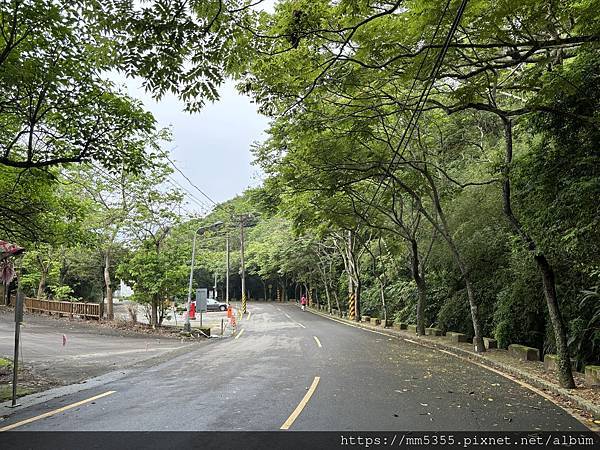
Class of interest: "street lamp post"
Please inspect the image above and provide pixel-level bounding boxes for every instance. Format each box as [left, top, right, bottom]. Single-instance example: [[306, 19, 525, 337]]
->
[[184, 221, 223, 333]]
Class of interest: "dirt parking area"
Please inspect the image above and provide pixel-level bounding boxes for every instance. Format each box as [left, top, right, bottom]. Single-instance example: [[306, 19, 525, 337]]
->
[[0, 307, 191, 391]]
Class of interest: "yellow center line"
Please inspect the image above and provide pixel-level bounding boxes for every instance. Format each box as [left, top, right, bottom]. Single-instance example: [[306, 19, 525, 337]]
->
[[0, 390, 116, 432], [280, 376, 320, 430], [247, 311, 252, 320], [234, 328, 245, 340], [313, 336, 322, 348]]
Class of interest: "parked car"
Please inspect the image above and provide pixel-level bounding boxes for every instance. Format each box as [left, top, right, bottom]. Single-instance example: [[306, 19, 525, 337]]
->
[[206, 298, 228, 312]]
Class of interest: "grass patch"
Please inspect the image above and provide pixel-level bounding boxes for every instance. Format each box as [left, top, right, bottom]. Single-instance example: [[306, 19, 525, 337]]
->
[[0, 357, 11, 369], [0, 384, 35, 402]]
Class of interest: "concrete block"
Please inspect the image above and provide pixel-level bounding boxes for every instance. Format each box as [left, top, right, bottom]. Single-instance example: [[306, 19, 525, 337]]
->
[[331, 309, 338, 315], [543, 354, 576, 372], [473, 337, 498, 350], [393, 322, 408, 330], [407, 324, 417, 333], [446, 331, 469, 343], [584, 365, 600, 387], [361, 315, 371, 323], [382, 319, 394, 328], [425, 327, 442, 336], [484, 337, 498, 349], [508, 344, 540, 361], [370, 317, 381, 326]]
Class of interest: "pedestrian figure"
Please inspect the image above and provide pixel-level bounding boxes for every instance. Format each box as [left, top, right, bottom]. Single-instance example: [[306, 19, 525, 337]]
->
[[300, 295, 307, 311]]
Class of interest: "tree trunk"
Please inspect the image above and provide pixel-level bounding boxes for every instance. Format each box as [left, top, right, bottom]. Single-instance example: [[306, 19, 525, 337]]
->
[[158, 300, 165, 326], [104, 251, 114, 320], [151, 296, 158, 328], [354, 279, 361, 321], [333, 291, 341, 317], [423, 172, 485, 352], [320, 267, 332, 313], [501, 118, 575, 388], [37, 269, 47, 299], [379, 280, 387, 321], [388, 163, 485, 351], [409, 239, 427, 335]]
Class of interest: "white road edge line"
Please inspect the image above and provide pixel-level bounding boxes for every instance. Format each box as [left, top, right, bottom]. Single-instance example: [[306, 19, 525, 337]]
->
[[0, 390, 116, 432], [296, 322, 306, 329], [313, 336, 322, 348], [280, 376, 320, 430]]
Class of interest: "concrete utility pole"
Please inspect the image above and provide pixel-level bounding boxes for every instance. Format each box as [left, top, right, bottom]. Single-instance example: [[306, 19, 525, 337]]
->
[[184, 221, 223, 333], [225, 234, 230, 305], [240, 219, 247, 314]]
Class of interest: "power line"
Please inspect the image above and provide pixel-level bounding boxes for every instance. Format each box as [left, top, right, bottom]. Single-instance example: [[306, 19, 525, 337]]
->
[[165, 154, 219, 206], [87, 162, 208, 217], [165, 177, 212, 214], [361, 0, 469, 219]]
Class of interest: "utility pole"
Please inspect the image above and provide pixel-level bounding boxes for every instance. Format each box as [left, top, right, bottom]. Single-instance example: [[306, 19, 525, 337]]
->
[[240, 218, 247, 314], [184, 221, 223, 333], [225, 234, 230, 305]]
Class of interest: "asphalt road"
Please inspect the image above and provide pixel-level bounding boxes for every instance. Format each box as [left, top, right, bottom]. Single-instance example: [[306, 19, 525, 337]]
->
[[0, 303, 588, 432]]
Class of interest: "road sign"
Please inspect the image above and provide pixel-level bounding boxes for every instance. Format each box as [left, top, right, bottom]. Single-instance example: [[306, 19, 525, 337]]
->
[[196, 288, 208, 313]]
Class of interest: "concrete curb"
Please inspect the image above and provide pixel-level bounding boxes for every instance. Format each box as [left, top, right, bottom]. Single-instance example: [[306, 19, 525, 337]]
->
[[307, 307, 600, 421]]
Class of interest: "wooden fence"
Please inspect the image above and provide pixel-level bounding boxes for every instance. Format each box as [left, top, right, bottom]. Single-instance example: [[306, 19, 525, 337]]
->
[[9, 296, 103, 319]]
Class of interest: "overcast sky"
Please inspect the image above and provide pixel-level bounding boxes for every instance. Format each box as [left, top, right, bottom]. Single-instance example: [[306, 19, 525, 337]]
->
[[117, 76, 270, 216]]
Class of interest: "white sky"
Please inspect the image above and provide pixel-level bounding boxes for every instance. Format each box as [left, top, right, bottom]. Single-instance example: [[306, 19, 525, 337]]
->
[[117, 77, 270, 216]]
